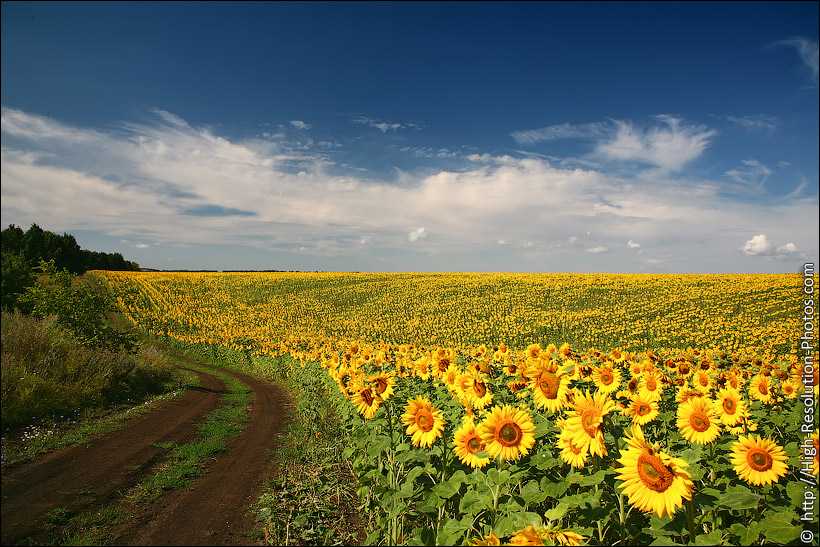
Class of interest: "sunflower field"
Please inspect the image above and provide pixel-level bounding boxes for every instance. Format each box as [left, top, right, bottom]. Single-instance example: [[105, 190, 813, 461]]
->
[[94, 271, 818, 546]]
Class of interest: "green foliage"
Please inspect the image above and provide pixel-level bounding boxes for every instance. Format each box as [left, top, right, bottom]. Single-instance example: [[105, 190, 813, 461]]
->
[[0, 310, 175, 430], [1, 249, 35, 312], [20, 260, 137, 353]]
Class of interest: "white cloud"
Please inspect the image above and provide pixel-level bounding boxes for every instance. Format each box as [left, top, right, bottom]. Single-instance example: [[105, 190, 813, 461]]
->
[[133, 243, 150, 249], [2, 107, 816, 273], [742, 234, 773, 255], [627, 240, 641, 249], [511, 122, 608, 145], [408, 227, 429, 242], [595, 115, 717, 172], [351, 115, 421, 133], [741, 234, 804, 260], [290, 120, 311, 130]]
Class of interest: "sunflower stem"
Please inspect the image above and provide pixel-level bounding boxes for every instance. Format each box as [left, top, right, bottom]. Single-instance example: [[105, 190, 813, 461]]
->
[[685, 497, 697, 542]]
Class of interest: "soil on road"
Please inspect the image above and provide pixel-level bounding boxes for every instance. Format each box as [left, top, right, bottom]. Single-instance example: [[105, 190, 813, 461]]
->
[[1, 357, 290, 546]]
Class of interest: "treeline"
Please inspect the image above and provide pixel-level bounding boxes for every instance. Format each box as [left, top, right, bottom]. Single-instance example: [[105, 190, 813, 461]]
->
[[1, 223, 140, 274], [1, 223, 140, 312]]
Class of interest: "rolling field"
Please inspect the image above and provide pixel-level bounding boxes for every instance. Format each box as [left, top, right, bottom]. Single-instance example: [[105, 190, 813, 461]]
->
[[95, 271, 818, 546]]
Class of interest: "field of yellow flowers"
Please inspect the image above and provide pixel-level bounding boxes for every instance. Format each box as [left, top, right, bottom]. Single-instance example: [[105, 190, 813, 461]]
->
[[95, 271, 818, 546]]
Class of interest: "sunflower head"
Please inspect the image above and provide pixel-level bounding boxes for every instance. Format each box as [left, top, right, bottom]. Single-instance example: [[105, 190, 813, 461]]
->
[[479, 404, 536, 461], [401, 396, 446, 448], [616, 425, 694, 518], [730, 434, 789, 486], [676, 397, 721, 445], [453, 418, 491, 469]]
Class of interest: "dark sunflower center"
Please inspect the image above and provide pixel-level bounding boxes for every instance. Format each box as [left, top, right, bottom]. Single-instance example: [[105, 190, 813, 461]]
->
[[375, 378, 388, 394], [601, 372, 613, 385], [637, 404, 651, 416], [539, 372, 559, 398], [467, 436, 482, 453], [723, 398, 736, 414], [646, 379, 657, 391], [748, 448, 773, 471], [362, 389, 374, 406], [497, 422, 522, 446], [758, 383, 769, 395], [637, 452, 675, 492], [473, 381, 487, 398], [690, 412, 710, 432], [416, 410, 433, 432]]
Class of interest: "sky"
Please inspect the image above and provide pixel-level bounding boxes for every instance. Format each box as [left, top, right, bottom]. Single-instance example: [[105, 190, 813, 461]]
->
[[1, 1, 818, 273]]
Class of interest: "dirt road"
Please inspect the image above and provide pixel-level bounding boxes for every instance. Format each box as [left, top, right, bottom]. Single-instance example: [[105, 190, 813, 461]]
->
[[1, 358, 289, 546]]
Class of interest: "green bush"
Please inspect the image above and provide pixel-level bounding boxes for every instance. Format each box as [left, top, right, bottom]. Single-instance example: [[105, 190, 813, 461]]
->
[[1, 310, 175, 430], [19, 260, 137, 352]]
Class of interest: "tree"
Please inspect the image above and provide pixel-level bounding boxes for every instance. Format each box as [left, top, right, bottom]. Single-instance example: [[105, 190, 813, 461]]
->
[[1, 250, 35, 312]]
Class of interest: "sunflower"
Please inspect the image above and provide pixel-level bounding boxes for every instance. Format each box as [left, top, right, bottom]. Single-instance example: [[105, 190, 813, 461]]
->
[[557, 428, 589, 468], [779, 379, 799, 399], [714, 387, 747, 427], [677, 360, 694, 379], [677, 397, 721, 445], [350, 385, 382, 419], [563, 390, 615, 457], [638, 369, 664, 402], [401, 397, 446, 448], [453, 418, 491, 469], [508, 526, 542, 546], [617, 375, 641, 400], [730, 434, 789, 486], [479, 404, 536, 461], [615, 425, 694, 518], [748, 374, 775, 404], [413, 356, 431, 381], [692, 370, 713, 393], [525, 343, 542, 361], [623, 395, 659, 425], [469, 375, 495, 409], [504, 359, 524, 378], [528, 362, 571, 413], [366, 372, 396, 401], [592, 364, 622, 394], [468, 530, 501, 547], [441, 364, 462, 392], [507, 524, 587, 546]]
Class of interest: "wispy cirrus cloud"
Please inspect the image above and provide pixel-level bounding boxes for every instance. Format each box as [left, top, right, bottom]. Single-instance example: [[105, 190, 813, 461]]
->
[[351, 115, 422, 133], [724, 114, 779, 132], [510, 122, 608, 145], [768, 37, 819, 86], [723, 159, 772, 190]]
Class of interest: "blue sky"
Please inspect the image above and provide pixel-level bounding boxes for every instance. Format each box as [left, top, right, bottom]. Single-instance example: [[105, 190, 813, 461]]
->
[[1, 1, 818, 272]]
